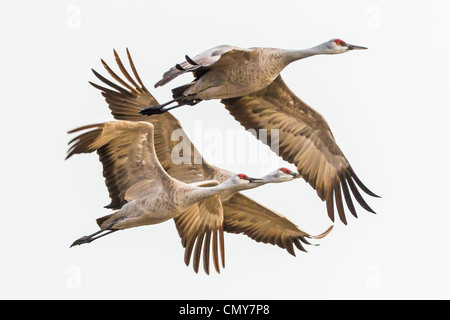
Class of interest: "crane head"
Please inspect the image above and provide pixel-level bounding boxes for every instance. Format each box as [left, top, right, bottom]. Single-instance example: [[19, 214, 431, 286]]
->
[[323, 39, 368, 54], [273, 167, 300, 182], [279, 167, 300, 178], [257, 168, 300, 183]]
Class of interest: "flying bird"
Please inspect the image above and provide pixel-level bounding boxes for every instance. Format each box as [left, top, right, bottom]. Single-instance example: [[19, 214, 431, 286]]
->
[[67, 120, 306, 274], [87, 49, 333, 259], [138, 40, 379, 224], [141, 39, 368, 114]]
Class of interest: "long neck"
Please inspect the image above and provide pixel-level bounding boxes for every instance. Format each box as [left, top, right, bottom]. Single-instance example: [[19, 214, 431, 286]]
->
[[284, 44, 325, 64], [188, 179, 265, 205], [188, 182, 235, 205]]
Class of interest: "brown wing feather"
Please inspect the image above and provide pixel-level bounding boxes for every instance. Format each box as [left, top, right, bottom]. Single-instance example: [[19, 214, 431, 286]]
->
[[223, 193, 333, 255], [222, 76, 379, 224], [173, 182, 225, 275], [90, 49, 234, 187], [66, 121, 168, 209]]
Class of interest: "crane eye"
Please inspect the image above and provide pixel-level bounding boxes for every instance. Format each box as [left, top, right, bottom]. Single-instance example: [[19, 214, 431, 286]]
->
[[280, 168, 291, 174], [237, 174, 248, 180]]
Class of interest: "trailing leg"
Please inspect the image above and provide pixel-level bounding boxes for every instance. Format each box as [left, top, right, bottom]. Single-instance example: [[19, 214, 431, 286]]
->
[[70, 223, 119, 247]]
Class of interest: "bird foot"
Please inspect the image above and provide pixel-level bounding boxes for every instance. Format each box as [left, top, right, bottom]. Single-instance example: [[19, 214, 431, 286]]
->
[[70, 236, 93, 247]]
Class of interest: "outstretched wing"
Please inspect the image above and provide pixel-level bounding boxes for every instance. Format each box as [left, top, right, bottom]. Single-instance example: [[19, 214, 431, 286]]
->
[[66, 121, 169, 209], [222, 76, 380, 224], [154, 45, 250, 87], [174, 181, 225, 275], [223, 193, 333, 255], [89, 50, 333, 258], [90, 49, 234, 185]]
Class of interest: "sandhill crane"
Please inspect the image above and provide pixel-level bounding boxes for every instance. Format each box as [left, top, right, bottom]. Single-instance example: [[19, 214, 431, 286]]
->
[[137, 40, 379, 224], [87, 49, 333, 258], [67, 121, 317, 274], [141, 39, 367, 114]]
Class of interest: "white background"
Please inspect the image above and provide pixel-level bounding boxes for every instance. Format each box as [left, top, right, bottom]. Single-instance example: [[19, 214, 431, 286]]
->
[[1, 0, 449, 299]]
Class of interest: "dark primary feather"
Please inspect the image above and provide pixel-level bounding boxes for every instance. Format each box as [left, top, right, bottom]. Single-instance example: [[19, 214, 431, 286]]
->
[[222, 75, 380, 224]]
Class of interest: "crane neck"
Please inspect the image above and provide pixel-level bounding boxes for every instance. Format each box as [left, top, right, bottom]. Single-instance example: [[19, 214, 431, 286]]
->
[[188, 178, 262, 204], [284, 45, 326, 63], [188, 181, 235, 204]]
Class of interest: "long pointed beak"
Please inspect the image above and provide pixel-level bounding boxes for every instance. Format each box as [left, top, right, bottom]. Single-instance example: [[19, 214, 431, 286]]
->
[[347, 44, 368, 50], [290, 172, 300, 178], [247, 177, 264, 183]]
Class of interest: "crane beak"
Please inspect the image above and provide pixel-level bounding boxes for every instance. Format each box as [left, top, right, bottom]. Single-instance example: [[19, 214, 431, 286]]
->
[[247, 177, 264, 183], [290, 172, 300, 178], [347, 44, 368, 50]]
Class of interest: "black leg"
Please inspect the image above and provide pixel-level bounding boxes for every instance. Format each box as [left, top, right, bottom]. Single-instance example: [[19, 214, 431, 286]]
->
[[139, 97, 202, 116], [70, 224, 119, 247], [139, 102, 186, 116], [139, 99, 178, 116], [89, 229, 118, 242]]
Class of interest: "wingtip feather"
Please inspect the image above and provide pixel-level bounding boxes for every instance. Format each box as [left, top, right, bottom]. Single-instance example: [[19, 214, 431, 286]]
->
[[311, 225, 334, 239]]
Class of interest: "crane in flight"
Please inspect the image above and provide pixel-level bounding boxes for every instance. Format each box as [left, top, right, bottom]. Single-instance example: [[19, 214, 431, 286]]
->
[[82, 49, 333, 271], [67, 120, 308, 274], [140, 39, 367, 114], [137, 40, 379, 224]]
